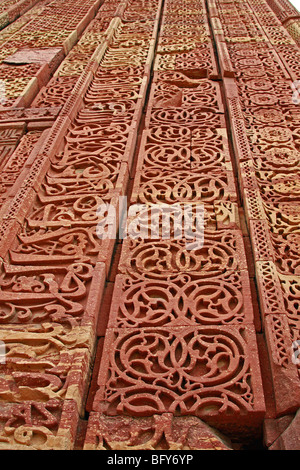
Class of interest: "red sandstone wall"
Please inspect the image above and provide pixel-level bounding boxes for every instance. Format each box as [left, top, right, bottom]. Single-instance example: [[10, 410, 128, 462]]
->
[[0, 0, 299, 450]]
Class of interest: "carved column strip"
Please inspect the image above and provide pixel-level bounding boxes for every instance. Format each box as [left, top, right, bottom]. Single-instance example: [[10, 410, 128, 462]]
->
[[0, 0, 166, 450], [208, 0, 300, 449]]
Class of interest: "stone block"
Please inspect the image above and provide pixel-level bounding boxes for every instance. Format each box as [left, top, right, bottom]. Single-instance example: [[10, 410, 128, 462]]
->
[[93, 325, 265, 435]]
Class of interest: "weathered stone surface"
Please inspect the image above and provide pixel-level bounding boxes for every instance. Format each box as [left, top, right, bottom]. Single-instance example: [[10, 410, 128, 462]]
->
[[264, 409, 300, 450], [84, 413, 233, 450], [0, 399, 79, 450], [4, 48, 64, 66]]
